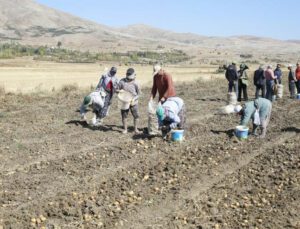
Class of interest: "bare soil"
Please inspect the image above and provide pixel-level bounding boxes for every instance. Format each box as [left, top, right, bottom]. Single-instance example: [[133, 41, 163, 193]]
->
[[0, 78, 299, 229]]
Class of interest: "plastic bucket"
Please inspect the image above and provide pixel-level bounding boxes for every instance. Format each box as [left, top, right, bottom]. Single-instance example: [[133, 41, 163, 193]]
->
[[235, 125, 249, 140], [118, 90, 134, 110], [171, 129, 184, 141], [297, 94, 300, 100]]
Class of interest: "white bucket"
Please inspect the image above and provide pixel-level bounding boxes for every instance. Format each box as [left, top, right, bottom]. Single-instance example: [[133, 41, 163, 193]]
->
[[118, 90, 134, 110]]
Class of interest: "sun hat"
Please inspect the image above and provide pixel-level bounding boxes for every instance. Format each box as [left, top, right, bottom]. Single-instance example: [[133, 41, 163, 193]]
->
[[83, 95, 91, 106], [126, 68, 136, 80], [153, 65, 161, 76], [234, 105, 243, 113]]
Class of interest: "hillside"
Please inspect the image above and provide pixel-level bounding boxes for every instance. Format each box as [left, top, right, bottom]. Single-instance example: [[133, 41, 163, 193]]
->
[[0, 0, 300, 62]]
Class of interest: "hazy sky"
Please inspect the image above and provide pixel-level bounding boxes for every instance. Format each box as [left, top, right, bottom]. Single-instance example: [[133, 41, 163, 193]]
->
[[36, 0, 299, 40]]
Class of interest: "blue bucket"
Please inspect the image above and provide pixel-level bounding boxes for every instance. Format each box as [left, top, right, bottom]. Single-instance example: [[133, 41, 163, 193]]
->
[[297, 94, 300, 100], [171, 130, 184, 141], [235, 125, 249, 140]]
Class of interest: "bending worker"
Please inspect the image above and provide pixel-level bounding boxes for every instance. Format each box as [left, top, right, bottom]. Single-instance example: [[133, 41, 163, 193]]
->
[[156, 97, 186, 138], [80, 91, 105, 126], [234, 98, 272, 138]]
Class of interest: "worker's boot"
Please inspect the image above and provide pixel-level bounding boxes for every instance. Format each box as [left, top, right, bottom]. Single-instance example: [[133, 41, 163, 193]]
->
[[122, 117, 128, 134], [134, 119, 141, 134]]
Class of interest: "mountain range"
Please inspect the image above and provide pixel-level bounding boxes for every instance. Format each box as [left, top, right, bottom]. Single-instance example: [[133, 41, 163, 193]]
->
[[1, 0, 299, 63]]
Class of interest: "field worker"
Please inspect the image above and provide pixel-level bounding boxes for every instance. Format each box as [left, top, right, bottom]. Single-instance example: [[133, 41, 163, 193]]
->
[[234, 98, 272, 138], [80, 91, 105, 126], [288, 64, 297, 98], [237, 63, 249, 101], [156, 97, 186, 138], [264, 65, 276, 101], [274, 63, 282, 84], [253, 65, 266, 98], [150, 64, 176, 103], [95, 66, 119, 124], [118, 68, 141, 134], [295, 63, 300, 93], [225, 61, 239, 95]]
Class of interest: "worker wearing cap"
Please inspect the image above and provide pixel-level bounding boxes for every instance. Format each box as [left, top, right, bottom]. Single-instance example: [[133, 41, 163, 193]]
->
[[95, 66, 119, 123], [118, 68, 141, 134], [80, 91, 105, 126], [234, 98, 272, 138]]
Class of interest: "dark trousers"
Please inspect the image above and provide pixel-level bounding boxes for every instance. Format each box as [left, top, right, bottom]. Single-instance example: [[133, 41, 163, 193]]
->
[[228, 81, 238, 95], [238, 80, 248, 101], [296, 80, 300, 94], [255, 85, 266, 98], [99, 93, 113, 119]]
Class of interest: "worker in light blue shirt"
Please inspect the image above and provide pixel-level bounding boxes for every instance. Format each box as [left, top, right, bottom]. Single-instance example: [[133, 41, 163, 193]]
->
[[156, 97, 186, 137]]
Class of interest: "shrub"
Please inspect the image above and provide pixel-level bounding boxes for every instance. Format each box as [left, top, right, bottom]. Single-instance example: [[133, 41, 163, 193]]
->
[[60, 84, 78, 93]]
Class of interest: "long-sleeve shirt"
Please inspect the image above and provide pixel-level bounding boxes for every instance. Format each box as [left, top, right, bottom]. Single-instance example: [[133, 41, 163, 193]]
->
[[80, 91, 104, 115], [253, 69, 265, 86], [118, 78, 140, 101], [240, 98, 272, 126], [264, 69, 276, 80], [296, 67, 300, 80], [96, 72, 119, 94], [225, 65, 238, 82], [151, 70, 176, 101], [274, 68, 282, 80], [159, 97, 184, 129]]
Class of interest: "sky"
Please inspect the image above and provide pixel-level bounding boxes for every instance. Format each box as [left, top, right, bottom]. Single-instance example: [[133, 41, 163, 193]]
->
[[35, 0, 299, 40]]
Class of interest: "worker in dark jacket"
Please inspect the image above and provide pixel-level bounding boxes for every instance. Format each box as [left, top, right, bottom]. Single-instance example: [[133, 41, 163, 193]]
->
[[234, 98, 272, 138], [253, 65, 266, 98], [225, 62, 238, 95], [274, 64, 282, 84]]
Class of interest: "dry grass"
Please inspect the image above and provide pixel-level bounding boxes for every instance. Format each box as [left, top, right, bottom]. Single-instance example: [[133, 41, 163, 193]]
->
[[0, 57, 221, 93], [0, 85, 5, 96]]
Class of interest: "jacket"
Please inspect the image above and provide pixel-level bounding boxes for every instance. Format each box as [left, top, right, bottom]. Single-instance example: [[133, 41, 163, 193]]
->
[[238, 69, 249, 86], [225, 65, 238, 82], [288, 69, 296, 82], [274, 68, 282, 80], [296, 67, 300, 81], [96, 72, 119, 94], [253, 69, 265, 86], [240, 98, 272, 126]]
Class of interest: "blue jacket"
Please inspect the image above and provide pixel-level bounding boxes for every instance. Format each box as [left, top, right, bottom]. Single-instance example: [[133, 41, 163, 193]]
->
[[240, 98, 272, 126], [274, 68, 282, 80]]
